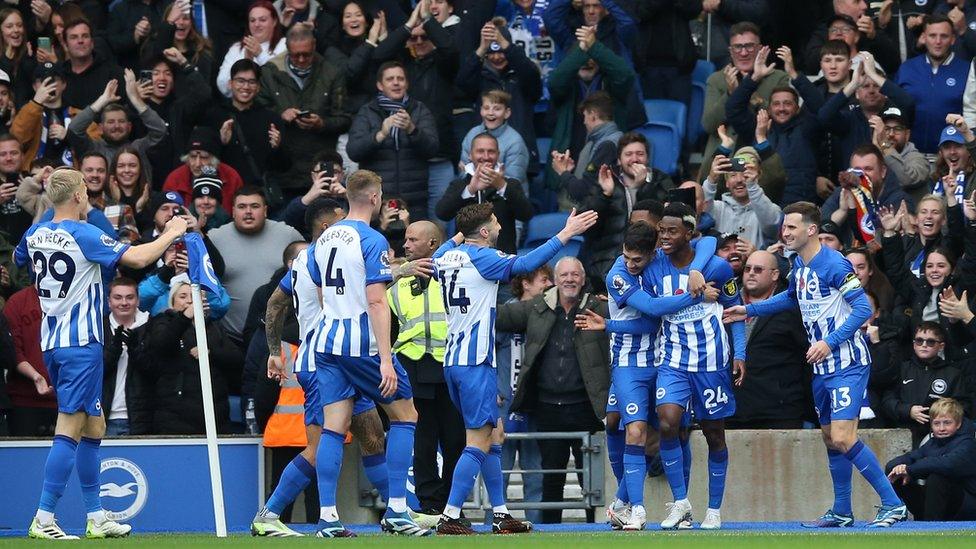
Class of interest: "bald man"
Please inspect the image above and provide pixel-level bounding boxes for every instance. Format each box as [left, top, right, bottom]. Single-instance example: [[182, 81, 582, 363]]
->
[[388, 221, 465, 515], [496, 256, 611, 523], [727, 250, 812, 430]]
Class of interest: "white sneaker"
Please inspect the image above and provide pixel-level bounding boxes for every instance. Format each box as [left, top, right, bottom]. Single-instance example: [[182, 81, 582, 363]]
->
[[607, 500, 631, 530], [85, 518, 132, 538], [28, 518, 78, 540], [621, 505, 646, 531], [700, 508, 721, 530], [661, 499, 693, 530]]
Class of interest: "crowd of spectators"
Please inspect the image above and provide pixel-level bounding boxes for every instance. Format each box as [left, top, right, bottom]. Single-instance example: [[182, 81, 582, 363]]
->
[[1, 0, 976, 523]]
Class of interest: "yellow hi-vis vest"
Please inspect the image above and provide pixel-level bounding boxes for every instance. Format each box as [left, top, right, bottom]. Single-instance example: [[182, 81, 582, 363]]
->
[[387, 275, 447, 362], [262, 343, 307, 448]]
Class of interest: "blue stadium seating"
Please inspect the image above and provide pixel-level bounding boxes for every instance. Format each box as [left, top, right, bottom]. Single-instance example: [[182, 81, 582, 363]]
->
[[643, 99, 687, 143], [636, 123, 681, 176], [523, 212, 569, 248], [688, 59, 715, 147], [531, 137, 557, 214]]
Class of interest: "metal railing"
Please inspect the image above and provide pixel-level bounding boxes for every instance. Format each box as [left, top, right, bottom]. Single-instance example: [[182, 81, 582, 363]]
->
[[357, 431, 605, 514]]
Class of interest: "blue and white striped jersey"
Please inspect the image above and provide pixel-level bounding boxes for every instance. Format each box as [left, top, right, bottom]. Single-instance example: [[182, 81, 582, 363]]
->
[[15, 220, 129, 351], [786, 247, 871, 375], [278, 244, 321, 372], [648, 252, 741, 373], [432, 243, 516, 368], [311, 220, 392, 357], [606, 256, 656, 368]]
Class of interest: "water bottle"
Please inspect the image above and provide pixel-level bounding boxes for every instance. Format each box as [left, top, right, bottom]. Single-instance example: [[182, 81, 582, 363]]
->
[[245, 398, 258, 435]]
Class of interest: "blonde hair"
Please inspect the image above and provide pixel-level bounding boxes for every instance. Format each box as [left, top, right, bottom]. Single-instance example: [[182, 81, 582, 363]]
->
[[345, 170, 382, 203], [46, 168, 86, 206], [929, 397, 964, 423], [917, 194, 947, 217], [168, 281, 191, 309]]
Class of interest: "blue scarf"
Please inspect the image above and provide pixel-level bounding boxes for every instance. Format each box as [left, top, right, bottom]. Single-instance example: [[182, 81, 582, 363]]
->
[[376, 93, 409, 150]]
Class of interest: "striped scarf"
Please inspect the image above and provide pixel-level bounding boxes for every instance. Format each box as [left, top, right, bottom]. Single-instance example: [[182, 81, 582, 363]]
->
[[376, 93, 409, 150]]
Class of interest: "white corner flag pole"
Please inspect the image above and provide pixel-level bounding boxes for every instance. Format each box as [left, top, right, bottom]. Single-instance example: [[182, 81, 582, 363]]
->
[[191, 283, 228, 538]]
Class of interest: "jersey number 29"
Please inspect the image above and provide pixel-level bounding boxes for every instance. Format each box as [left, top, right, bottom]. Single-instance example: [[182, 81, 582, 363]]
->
[[32, 251, 76, 299]]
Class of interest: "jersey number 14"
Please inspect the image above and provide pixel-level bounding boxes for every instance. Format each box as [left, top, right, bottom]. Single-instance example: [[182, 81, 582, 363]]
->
[[439, 270, 470, 313]]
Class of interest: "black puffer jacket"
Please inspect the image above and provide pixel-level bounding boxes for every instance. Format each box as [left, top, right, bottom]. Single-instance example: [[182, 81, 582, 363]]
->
[[435, 174, 533, 254], [347, 97, 439, 222], [138, 310, 243, 435], [579, 166, 674, 291], [882, 355, 972, 447], [102, 321, 153, 434], [886, 420, 976, 496]]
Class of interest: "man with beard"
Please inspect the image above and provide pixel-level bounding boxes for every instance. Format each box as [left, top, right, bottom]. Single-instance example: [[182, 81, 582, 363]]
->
[[872, 107, 930, 205], [704, 147, 782, 250]]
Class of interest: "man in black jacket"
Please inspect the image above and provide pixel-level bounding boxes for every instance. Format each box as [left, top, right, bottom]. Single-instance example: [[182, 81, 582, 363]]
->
[[881, 322, 972, 447], [435, 132, 532, 254], [102, 278, 151, 436], [60, 19, 125, 110], [886, 397, 976, 520], [727, 250, 813, 428], [347, 61, 439, 222]]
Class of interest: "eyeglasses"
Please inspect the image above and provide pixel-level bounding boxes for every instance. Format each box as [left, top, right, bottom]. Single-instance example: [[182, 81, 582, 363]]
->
[[883, 125, 906, 133], [828, 26, 856, 35], [231, 77, 258, 86], [913, 337, 943, 347], [408, 34, 429, 43], [729, 43, 758, 53], [743, 264, 768, 274]]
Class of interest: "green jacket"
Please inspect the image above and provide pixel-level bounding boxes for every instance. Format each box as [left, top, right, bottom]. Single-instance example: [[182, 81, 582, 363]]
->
[[496, 287, 610, 419], [546, 41, 636, 190], [257, 52, 351, 190]]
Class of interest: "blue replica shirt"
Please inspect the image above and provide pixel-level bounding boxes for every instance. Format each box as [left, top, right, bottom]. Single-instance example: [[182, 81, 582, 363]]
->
[[432, 235, 563, 368], [311, 220, 391, 357], [16, 220, 129, 351], [605, 256, 657, 368], [746, 246, 872, 375], [648, 252, 745, 372]]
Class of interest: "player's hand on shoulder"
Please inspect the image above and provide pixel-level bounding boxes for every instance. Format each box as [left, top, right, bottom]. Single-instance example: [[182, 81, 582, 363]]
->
[[688, 269, 706, 297]]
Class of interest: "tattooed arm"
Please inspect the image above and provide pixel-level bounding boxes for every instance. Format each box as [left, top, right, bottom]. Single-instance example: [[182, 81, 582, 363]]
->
[[265, 287, 293, 380]]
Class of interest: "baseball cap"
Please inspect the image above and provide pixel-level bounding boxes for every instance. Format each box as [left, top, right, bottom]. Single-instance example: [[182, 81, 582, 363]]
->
[[940, 125, 966, 147], [33, 62, 63, 82], [881, 107, 906, 125]]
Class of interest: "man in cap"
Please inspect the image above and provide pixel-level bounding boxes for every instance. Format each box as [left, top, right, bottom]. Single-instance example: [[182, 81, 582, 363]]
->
[[872, 107, 932, 205], [10, 62, 71, 170], [162, 126, 245, 212], [67, 69, 166, 173], [704, 146, 783, 249], [191, 167, 231, 231]]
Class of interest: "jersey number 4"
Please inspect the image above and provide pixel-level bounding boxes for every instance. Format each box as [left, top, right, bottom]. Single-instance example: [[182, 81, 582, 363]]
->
[[324, 248, 345, 295], [439, 270, 470, 313], [32, 251, 76, 299]]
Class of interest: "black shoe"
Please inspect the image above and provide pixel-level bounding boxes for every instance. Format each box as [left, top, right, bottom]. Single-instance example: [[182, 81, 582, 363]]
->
[[436, 516, 477, 535], [492, 513, 532, 534]]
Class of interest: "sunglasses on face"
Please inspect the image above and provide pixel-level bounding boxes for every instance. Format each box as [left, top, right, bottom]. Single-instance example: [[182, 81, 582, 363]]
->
[[913, 337, 943, 347], [743, 264, 769, 274]]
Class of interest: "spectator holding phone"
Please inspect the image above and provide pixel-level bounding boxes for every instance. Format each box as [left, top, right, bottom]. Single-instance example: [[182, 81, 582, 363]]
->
[[281, 150, 345, 235], [886, 397, 976, 520], [10, 62, 70, 171], [139, 1, 216, 83], [703, 145, 783, 249], [375, 195, 409, 256]]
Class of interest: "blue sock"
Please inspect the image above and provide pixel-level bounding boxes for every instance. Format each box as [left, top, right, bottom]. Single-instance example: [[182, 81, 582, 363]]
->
[[681, 437, 692, 489], [38, 435, 78, 513], [623, 444, 646, 506], [481, 445, 506, 509], [386, 422, 416, 504], [845, 440, 902, 507], [315, 429, 345, 508], [827, 449, 853, 515], [615, 477, 630, 503], [76, 437, 103, 514], [606, 428, 624, 484], [361, 453, 389, 501], [707, 449, 729, 509], [447, 447, 487, 508], [659, 437, 687, 500], [266, 454, 315, 515]]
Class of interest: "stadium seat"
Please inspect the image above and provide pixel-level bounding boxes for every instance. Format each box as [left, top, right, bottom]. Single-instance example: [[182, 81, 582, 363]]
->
[[523, 212, 569, 249], [643, 99, 687, 143], [517, 237, 583, 268], [636, 123, 681, 176], [688, 59, 715, 147]]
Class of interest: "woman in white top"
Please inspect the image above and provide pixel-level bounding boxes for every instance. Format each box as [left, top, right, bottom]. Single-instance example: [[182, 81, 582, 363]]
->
[[216, 0, 286, 97]]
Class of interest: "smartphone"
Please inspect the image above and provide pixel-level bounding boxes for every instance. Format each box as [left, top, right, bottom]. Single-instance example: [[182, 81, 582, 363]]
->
[[139, 69, 153, 84], [321, 162, 334, 178], [37, 37, 51, 51], [297, 110, 312, 118], [173, 240, 186, 255], [728, 158, 747, 172], [387, 199, 400, 211]]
